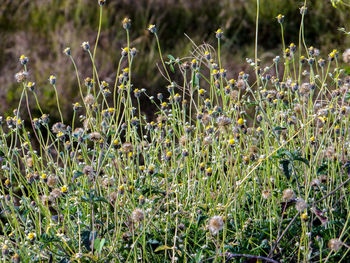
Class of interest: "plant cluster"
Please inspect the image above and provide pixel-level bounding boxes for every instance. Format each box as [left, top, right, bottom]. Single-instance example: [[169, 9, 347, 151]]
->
[[0, 1, 350, 262]]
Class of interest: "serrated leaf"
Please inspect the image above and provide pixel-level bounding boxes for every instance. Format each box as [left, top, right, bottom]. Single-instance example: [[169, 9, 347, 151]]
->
[[317, 163, 329, 175], [280, 159, 291, 180]]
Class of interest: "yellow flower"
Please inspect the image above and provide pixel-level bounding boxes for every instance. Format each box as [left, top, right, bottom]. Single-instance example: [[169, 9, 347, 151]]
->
[[301, 212, 308, 221], [237, 118, 244, 126], [148, 24, 156, 33], [206, 167, 213, 174], [27, 232, 36, 241], [61, 185, 68, 193], [229, 139, 235, 145], [276, 14, 284, 23]]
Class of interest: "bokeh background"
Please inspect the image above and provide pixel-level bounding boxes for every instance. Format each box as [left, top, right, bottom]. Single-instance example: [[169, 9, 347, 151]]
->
[[1, 0, 349, 122]]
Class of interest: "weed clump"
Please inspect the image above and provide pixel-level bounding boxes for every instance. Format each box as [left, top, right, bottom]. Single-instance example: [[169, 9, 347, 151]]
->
[[0, 1, 350, 262]]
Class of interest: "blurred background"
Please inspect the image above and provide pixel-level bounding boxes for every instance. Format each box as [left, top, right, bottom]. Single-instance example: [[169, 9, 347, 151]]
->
[[0, 0, 349, 122]]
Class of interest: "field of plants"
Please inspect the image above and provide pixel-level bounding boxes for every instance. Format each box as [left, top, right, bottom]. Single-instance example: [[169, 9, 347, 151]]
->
[[0, 0, 350, 262]]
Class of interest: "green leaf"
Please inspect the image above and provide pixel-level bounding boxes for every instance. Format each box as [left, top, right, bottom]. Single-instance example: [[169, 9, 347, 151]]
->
[[94, 238, 101, 251], [280, 159, 291, 180], [194, 74, 199, 86], [274, 126, 287, 131], [167, 54, 175, 61], [170, 64, 175, 73], [317, 163, 329, 175], [95, 238, 105, 254], [155, 245, 172, 252]]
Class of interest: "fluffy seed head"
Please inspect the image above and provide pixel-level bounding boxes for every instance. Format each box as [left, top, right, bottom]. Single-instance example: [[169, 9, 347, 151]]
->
[[208, 216, 224, 235], [282, 188, 295, 201], [132, 208, 144, 223], [328, 238, 342, 251]]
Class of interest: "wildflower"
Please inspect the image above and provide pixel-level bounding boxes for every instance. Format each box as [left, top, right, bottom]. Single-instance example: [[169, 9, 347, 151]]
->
[[329, 49, 339, 61], [27, 232, 36, 241], [84, 77, 94, 88], [237, 79, 246, 90], [122, 18, 131, 30], [57, 131, 65, 140], [84, 94, 95, 106], [301, 212, 308, 221], [174, 93, 181, 103], [208, 216, 224, 235], [40, 114, 49, 125], [148, 24, 156, 34], [26, 81, 35, 91], [220, 68, 227, 78], [318, 58, 325, 67], [343, 49, 350, 63], [206, 167, 213, 176], [61, 185, 68, 194], [328, 238, 342, 251], [237, 118, 244, 126], [165, 151, 172, 161], [49, 75, 56, 85], [89, 132, 102, 142], [215, 28, 223, 39], [276, 14, 284, 23], [47, 176, 57, 187], [63, 47, 71, 56], [289, 43, 296, 53], [284, 48, 291, 58], [204, 51, 211, 60], [81, 41, 90, 51], [15, 70, 29, 82], [204, 98, 211, 108], [134, 88, 141, 98], [228, 78, 236, 88], [121, 47, 129, 56], [4, 179, 11, 187], [139, 195, 145, 205], [291, 82, 299, 92], [148, 164, 155, 174], [300, 6, 307, 15], [282, 188, 295, 201], [161, 102, 167, 110], [191, 59, 198, 69], [73, 102, 81, 111], [130, 47, 137, 57], [132, 208, 144, 223], [19, 55, 29, 65], [295, 199, 308, 212], [12, 253, 20, 263], [98, 0, 106, 6], [262, 190, 271, 199], [2, 244, 9, 256], [131, 117, 139, 126], [218, 116, 231, 128]]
